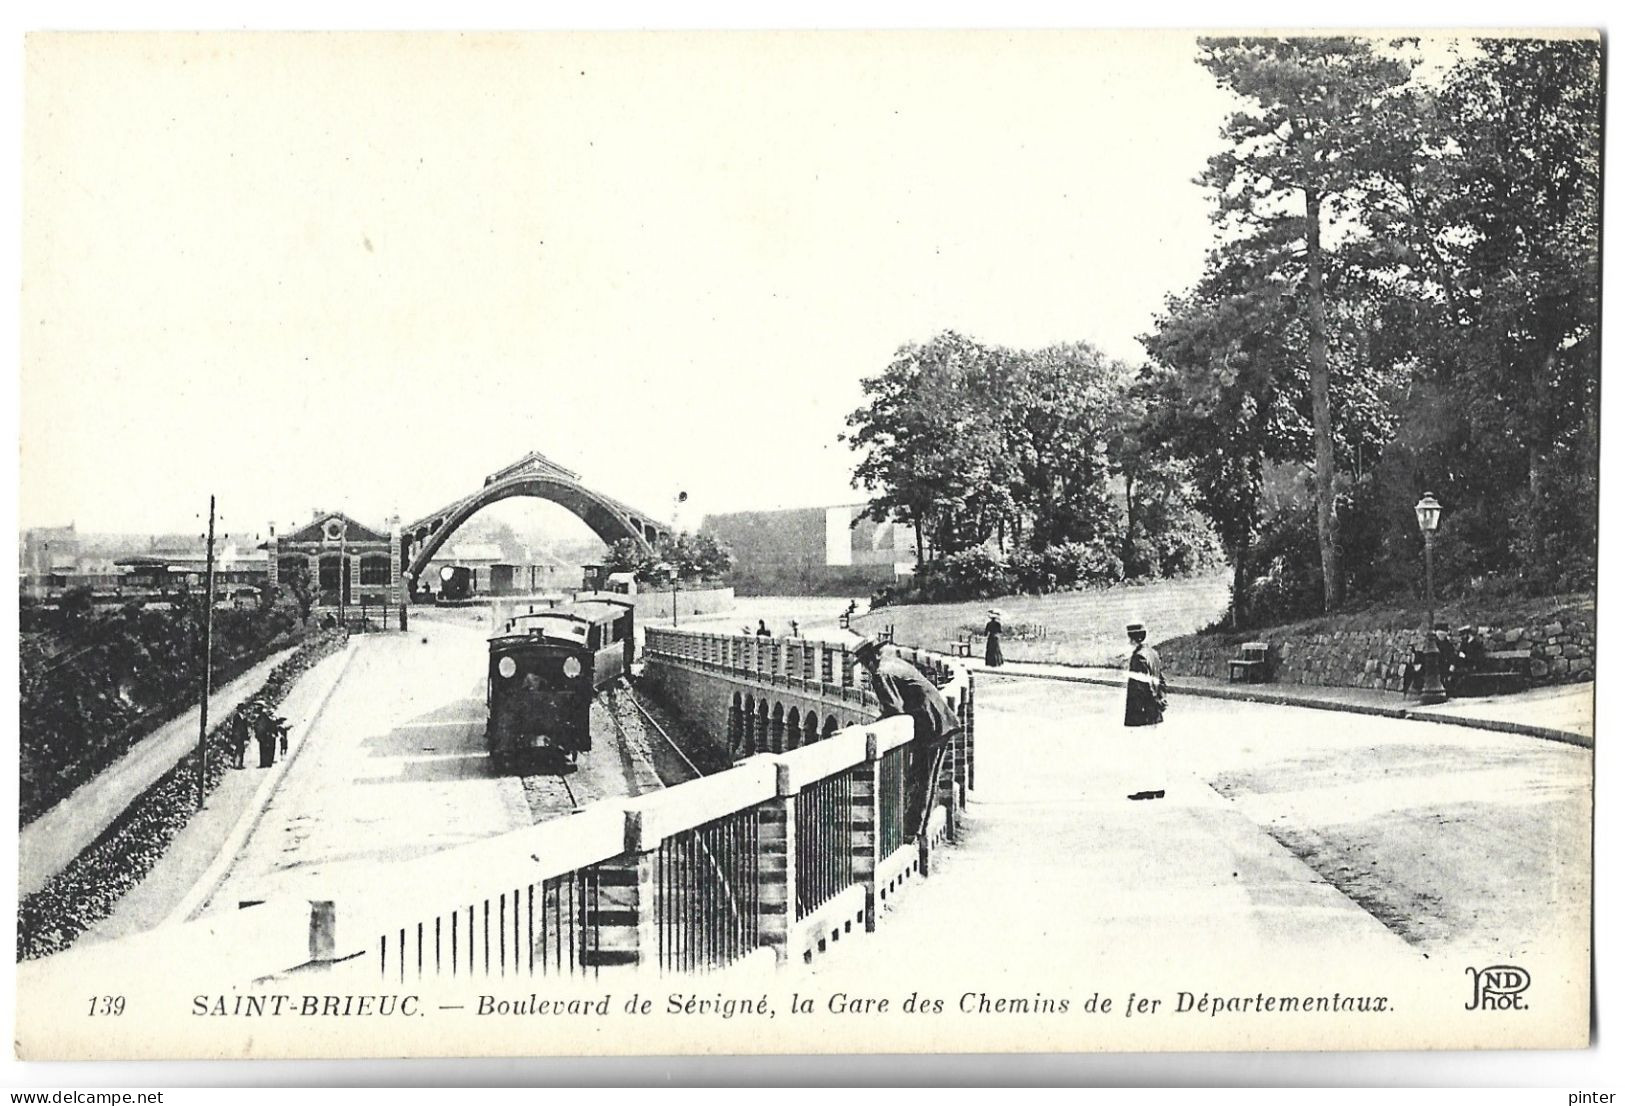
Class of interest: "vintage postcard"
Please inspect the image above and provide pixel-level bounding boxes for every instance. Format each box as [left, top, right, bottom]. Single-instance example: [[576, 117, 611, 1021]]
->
[[11, 29, 1599, 1062]]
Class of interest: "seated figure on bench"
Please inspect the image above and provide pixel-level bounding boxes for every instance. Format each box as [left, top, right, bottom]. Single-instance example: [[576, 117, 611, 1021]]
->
[[1455, 625, 1486, 676], [1402, 628, 1459, 694]]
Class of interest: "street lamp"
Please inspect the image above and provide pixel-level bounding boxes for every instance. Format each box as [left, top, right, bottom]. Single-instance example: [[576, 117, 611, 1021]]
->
[[1414, 491, 1448, 705], [655, 561, 678, 627]]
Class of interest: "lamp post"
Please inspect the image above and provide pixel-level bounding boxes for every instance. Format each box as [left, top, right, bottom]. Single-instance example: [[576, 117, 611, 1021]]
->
[[655, 561, 678, 627], [1414, 492, 1448, 705]]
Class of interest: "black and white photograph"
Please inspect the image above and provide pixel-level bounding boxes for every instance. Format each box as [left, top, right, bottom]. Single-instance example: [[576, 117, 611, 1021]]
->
[[5, 26, 1604, 1071]]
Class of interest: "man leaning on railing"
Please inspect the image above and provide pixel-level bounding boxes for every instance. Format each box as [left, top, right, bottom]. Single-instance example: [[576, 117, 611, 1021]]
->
[[852, 636, 963, 870]]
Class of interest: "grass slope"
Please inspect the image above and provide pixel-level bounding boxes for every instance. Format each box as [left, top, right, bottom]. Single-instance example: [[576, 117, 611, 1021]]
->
[[850, 571, 1233, 667]]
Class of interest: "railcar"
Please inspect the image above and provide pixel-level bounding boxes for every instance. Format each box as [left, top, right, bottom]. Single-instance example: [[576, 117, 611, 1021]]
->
[[436, 564, 477, 603], [486, 597, 635, 764]]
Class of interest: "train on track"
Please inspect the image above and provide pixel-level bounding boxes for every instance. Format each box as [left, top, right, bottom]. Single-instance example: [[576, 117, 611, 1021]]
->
[[485, 595, 636, 765], [435, 564, 478, 604]]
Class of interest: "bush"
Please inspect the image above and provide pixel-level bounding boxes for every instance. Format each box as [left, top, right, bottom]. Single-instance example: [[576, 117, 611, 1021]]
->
[[912, 548, 1014, 602], [1241, 506, 1324, 627], [17, 630, 345, 960], [1009, 547, 1053, 594], [19, 601, 303, 824], [868, 584, 902, 609], [1042, 539, 1125, 589]]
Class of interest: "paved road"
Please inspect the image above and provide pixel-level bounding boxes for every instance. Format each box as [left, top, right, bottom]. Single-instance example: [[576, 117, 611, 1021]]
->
[[819, 674, 1590, 982], [202, 614, 634, 914]]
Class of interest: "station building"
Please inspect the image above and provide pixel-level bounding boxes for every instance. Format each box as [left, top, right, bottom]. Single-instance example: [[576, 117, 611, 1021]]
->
[[267, 511, 401, 617]]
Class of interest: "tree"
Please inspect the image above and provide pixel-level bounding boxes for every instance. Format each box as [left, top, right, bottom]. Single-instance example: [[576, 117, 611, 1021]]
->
[[1197, 37, 1416, 611], [1000, 342, 1136, 550], [604, 533, 735, 585], [843, 332, 1014, 561], [1413, 39, 1600, 592], [279, 561, 315, 625], [1142, 242, 1301, 625], [59, 585, 95, 625]]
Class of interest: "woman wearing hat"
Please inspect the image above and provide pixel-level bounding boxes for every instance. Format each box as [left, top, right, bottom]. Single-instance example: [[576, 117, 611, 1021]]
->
[[1123, 622, 1167, 800], [984, 609, 1005, 668]]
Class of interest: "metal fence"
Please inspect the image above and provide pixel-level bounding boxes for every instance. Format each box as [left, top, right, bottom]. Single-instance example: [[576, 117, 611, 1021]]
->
[[656, 806, 761, 972], [375, 866, 603, 981], [878, 744, 908, 860], [795, 769, 855, 919]]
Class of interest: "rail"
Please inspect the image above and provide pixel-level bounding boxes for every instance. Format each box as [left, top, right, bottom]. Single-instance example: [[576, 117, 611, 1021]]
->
[[20, 629, 975, 984]]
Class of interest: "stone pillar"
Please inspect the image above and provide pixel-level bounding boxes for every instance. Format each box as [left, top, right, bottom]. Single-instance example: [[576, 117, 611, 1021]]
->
[[757, 763, 797, 963], [308, 900, 336, 963], [388, 517, 402, 618], [963, 671, 975, 793], [855, 733, 882, 932], [588, 815, 661, 969], [937, 701, 958, 845], [266, 531, 279, 593]]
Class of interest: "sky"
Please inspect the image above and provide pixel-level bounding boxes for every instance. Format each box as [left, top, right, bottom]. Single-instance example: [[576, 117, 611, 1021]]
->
[[23, 30, 1237, 535]]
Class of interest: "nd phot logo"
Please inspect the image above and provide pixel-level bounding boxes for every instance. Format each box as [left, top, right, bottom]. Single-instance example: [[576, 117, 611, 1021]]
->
[[1465, 965, 1531, 1011]]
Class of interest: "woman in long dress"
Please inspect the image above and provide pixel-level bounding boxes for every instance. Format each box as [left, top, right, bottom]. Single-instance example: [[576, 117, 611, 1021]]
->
[[984, 609, 1005, 667], [1123, 622, 1167, 800]]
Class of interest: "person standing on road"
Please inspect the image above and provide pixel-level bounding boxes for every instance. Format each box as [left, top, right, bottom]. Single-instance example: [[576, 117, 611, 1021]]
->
[[853, 636, 963, 851], [255, 714, 278, 768], [984, 608, 1005, 668], [229, 716, 249, 770], [1123, 621, 1167, 800]]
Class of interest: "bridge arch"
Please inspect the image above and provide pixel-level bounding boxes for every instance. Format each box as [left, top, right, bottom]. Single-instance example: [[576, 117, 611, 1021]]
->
[[400, 454, 671, 587]]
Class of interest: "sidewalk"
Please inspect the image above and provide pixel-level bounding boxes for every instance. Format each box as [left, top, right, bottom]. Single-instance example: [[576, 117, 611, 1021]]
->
[[969, 658, 1594, 747], [19, 646, 298, 899]]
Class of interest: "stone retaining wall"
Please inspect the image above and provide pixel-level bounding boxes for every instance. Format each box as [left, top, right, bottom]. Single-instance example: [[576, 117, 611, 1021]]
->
[[1159, 614, 1595, 692]]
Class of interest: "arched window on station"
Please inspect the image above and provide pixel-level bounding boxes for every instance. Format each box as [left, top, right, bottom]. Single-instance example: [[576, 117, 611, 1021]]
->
[[785, 708, 801, 751], [803, 711, 819, 746], [822, 716, 839, 741]]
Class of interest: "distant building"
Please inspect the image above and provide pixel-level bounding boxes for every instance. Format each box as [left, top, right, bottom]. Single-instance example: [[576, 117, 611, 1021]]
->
[[267, 510, 400, 616], [115, 545, 268, 600], [19, 524, 81, 598], [702, 504, 917, 596], [424, 542, 573, 597]]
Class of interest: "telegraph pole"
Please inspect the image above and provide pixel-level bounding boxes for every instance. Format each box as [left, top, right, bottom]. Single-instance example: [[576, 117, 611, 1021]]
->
[[197, 495, 217, 810]]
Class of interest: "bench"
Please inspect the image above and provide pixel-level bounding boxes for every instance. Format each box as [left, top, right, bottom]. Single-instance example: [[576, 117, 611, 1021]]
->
[[949, 631, 975, 658], [1450, 650, 1532, 698], [1228, 641, 1271, 684]]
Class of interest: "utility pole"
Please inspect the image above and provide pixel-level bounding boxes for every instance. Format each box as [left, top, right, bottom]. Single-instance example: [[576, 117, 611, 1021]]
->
[[197, 495, 217, 810]]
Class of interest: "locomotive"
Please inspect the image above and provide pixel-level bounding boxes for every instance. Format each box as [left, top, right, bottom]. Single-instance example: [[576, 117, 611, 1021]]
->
[[436, 564, 477, 604], [485, 596, 635, 764]]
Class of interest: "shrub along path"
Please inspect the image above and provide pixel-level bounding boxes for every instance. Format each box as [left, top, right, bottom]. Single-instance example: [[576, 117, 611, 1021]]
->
[[18, 646, 297, 899]]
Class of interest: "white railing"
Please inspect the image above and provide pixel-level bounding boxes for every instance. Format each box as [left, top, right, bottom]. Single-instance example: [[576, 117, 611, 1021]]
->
[[20, 631, 976, 985]]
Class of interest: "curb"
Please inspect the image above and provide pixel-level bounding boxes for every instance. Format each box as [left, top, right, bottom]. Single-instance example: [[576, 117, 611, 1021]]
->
[[165, 638, 361, 925], [977, 664, 1593, 749]]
